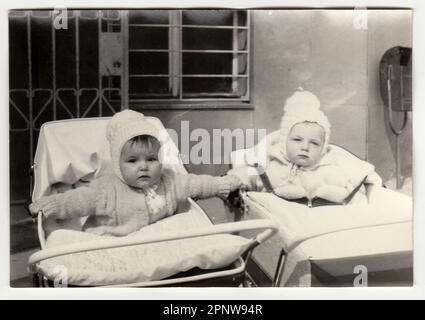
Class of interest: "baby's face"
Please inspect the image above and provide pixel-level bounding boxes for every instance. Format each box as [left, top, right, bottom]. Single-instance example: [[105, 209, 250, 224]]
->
[[120, 140, 162, 189], [286, 122, 325, 167]]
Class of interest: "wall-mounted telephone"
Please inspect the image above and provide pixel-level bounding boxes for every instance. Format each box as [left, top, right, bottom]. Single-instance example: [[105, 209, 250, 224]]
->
[[379, 46, 412, 112], [379, 46, 412, 190]]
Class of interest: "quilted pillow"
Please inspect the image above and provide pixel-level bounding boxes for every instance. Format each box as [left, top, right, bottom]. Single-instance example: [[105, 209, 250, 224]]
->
[[37, 211, 251, 286]]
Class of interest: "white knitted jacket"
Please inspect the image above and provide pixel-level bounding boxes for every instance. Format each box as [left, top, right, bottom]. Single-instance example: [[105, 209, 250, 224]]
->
[[33, 168, 240, 235]]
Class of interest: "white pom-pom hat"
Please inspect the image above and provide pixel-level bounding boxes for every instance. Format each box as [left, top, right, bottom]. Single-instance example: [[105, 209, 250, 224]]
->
[[107, 109, 160, 182], [279, 88, 331, 156]]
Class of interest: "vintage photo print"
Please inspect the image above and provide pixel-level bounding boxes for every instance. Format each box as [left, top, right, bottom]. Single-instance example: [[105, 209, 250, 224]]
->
[[8, 7, 413, 291]]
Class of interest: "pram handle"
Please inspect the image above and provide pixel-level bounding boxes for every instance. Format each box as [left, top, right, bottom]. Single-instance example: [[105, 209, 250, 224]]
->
[[28, 219, 278, 270]]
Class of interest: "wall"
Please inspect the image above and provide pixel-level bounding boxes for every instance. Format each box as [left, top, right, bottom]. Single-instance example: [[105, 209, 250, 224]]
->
[[251, 9, 369, 158], [139, 10, 370, 175], [249, 9, 411, 182], [138, 109, 254, 176]]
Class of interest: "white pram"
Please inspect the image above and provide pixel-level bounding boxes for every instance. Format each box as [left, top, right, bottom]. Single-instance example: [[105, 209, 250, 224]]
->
[[229, 131, 413, 287], [27, 117, 278, 287]]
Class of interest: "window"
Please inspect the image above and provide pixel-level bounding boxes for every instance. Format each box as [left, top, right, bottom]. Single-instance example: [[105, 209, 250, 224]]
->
[[126, 10, 250, 103]]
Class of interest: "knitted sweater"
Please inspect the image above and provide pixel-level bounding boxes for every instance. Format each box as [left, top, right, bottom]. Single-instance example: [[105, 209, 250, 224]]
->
[[32, 168, 240, 236]]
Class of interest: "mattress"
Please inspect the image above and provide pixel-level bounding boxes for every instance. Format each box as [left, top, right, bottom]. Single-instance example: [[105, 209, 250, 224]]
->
[[239, 189, 412, 287], [36, 209, 251, 286]]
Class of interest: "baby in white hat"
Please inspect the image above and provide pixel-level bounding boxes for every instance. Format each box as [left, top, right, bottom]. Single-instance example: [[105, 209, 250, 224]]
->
[[229, 89, 374, 207], [266, 89, 352, 205], [29, 110, 242, 236]]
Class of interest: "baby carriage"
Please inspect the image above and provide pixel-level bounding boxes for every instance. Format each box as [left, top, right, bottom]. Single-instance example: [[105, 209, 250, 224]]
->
[[229, 130, 413, 287], [27, 116, 278, 287]]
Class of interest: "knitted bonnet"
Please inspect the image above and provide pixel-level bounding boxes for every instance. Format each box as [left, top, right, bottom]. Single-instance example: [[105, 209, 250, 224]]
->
[[106, 109, 160, 182], [279, 89, 331, 157]]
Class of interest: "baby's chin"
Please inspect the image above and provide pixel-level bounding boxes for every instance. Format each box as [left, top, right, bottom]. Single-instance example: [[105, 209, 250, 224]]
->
[[294, 159, 317, 167], [135, 177, 161, 189]]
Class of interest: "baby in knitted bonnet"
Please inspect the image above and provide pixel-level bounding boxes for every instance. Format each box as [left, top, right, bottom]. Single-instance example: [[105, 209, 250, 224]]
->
[[266, 89, 352, 204], [230, 89, 365, 206], [29, 110, 242, 236]]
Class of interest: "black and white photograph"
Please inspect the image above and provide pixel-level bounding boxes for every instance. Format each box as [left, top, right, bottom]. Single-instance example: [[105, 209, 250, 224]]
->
[[7, 6, 416, 293]]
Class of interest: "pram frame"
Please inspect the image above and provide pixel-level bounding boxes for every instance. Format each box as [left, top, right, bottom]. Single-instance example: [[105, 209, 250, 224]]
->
[[28, 207, 278, 287]]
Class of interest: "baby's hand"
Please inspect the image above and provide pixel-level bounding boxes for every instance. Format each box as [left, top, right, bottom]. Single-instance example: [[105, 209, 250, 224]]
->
[[227, 167, 253, 190], [28, 202, 41, 218], [217, 175, 243, 200], [274, 184, 307, 199], [27, 196, 58, 219]]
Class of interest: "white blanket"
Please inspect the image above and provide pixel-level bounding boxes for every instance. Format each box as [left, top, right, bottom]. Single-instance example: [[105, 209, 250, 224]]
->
[[38, 211, 251, 286]]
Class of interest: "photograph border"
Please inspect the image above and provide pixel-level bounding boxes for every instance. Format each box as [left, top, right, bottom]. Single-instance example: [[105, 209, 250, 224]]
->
[[1, 0, 424, 300]]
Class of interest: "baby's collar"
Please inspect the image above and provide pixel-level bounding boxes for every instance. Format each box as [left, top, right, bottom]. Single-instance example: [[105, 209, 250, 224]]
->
[[134, 183, 159, 193]]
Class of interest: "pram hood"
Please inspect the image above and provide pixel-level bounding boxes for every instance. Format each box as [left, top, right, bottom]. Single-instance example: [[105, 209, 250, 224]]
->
[[32, 116, 186, 201]]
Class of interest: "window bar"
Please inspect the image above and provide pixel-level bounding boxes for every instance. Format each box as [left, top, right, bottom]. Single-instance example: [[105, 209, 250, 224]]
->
[[130, 74, 171, 77], [51, 11, 57, 120], [130, 74, 248, 78], [180, 24, 249, 30], [232, 11, 239, 94], [101, 10, 121, 21], [122, 10, 129, 109], [30, 10, 53, 18], [76, 11, 80, 117], [168, 11, 173, 96], [9, 10, 27, 18], [106, 11, 113, 96], [181, 49, 248, 53], [27, 12, 33, 161], [178, 10, 183, 100], [245, 10, 251, 101], [128, 23, 249, 30], [129, 49, 170, 52], [98, 12, 102, 116], [173, 11, 181, 98], [129, 49, 248, 53], [181, 74, 248, 78], [79, 11, 99, 20], [26, 11, 34, 200], [168, 11, 177, 98], [129, 23, 172, 28], [129, 97, 247, 103]]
